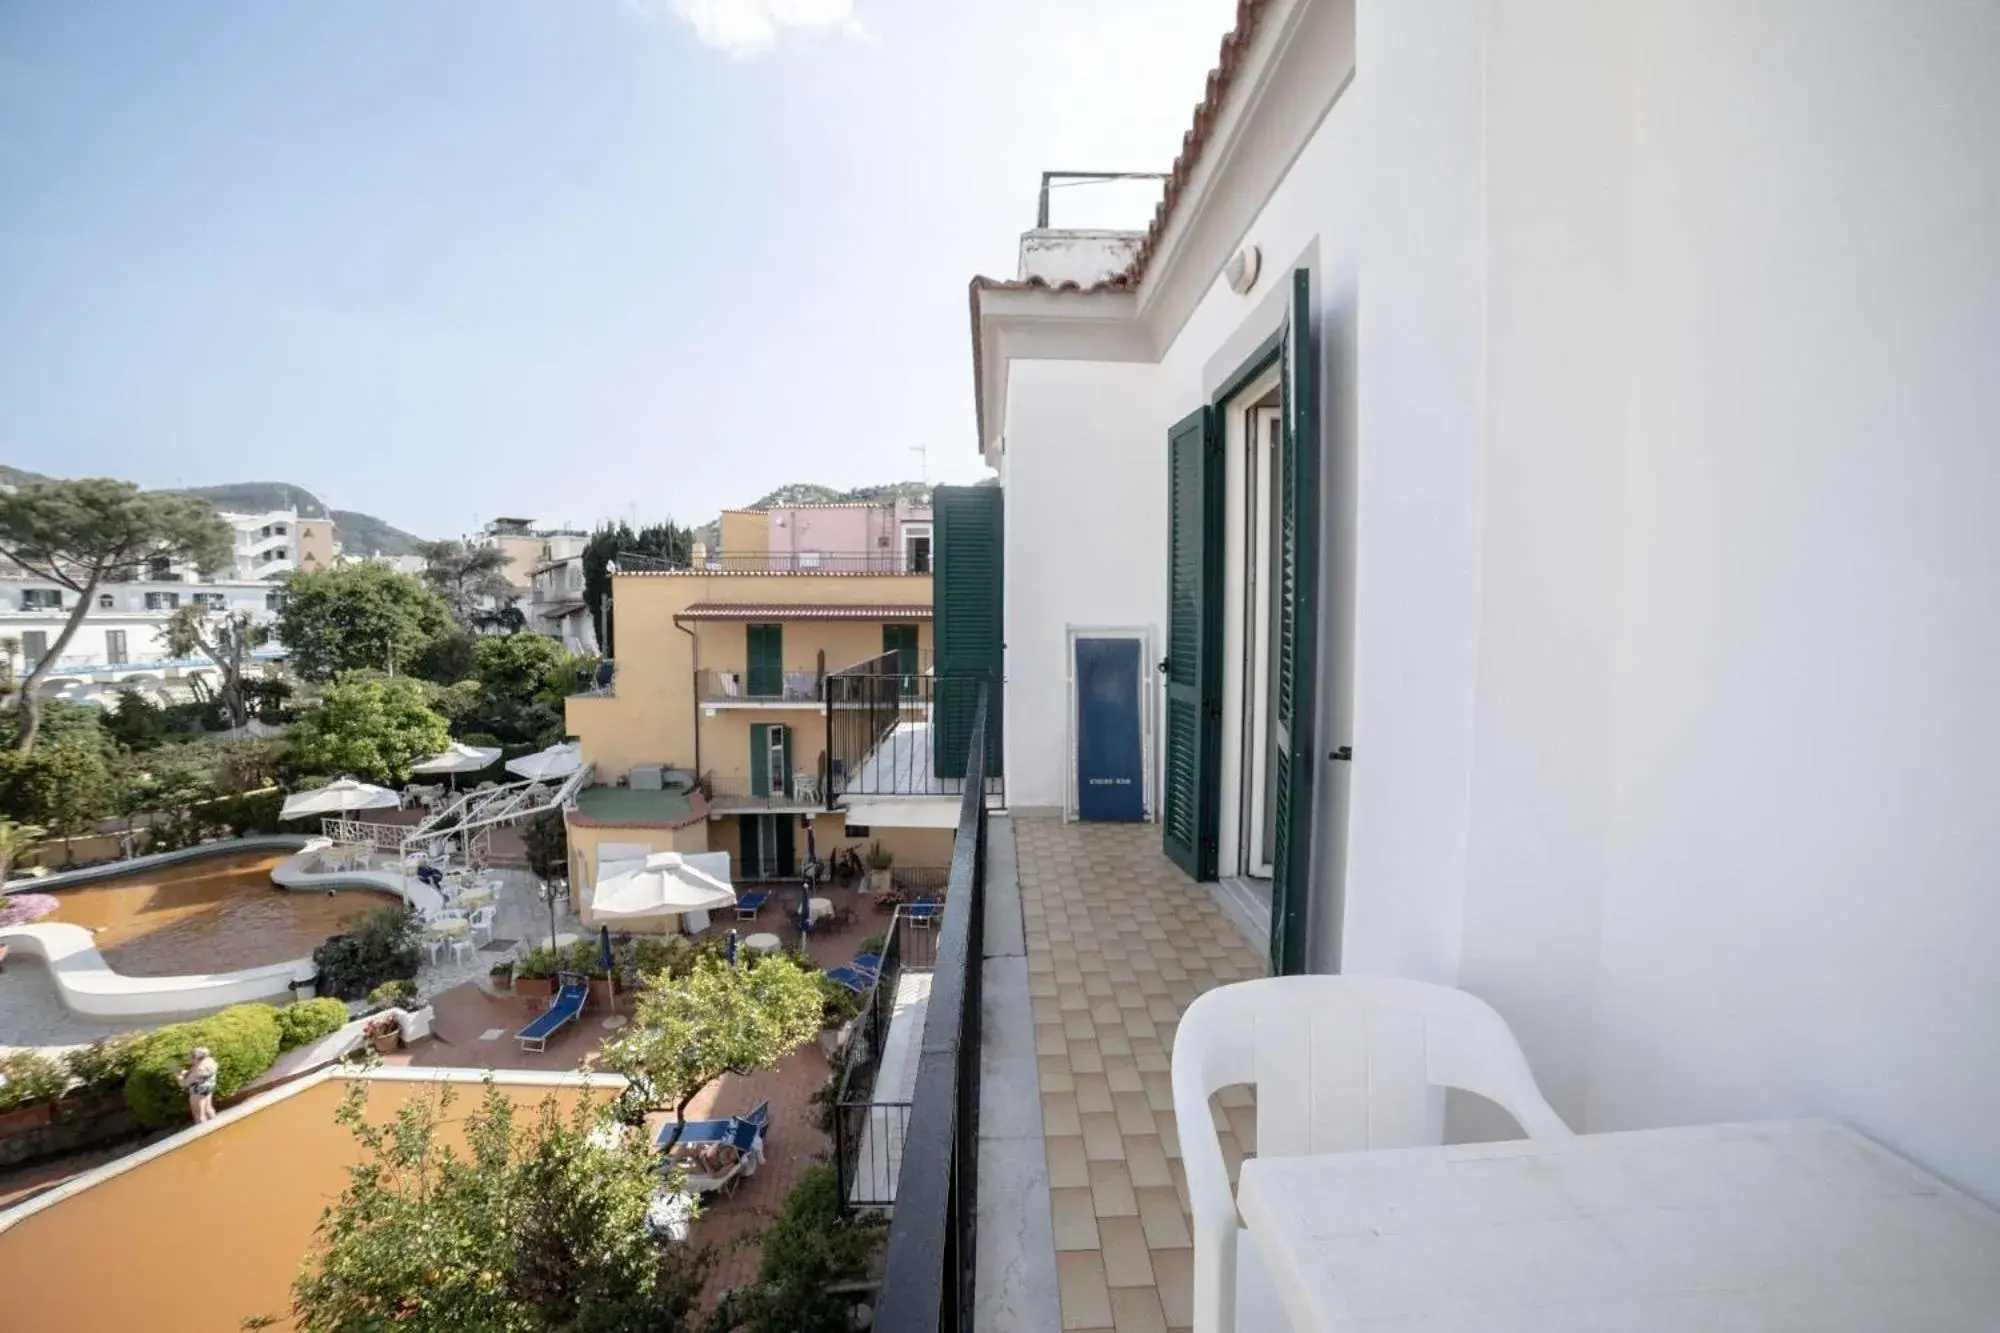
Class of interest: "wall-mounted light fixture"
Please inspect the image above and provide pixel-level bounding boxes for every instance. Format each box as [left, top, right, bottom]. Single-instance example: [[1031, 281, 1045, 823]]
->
[[1225, 244, 1261, 295]]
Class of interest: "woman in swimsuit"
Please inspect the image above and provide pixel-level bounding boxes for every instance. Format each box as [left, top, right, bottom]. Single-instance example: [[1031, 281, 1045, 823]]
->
[[178, 1046, 220, 1123]]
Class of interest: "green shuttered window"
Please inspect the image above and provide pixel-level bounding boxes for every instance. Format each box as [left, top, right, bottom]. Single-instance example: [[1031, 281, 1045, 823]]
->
[[933, 485, 1004, 778]]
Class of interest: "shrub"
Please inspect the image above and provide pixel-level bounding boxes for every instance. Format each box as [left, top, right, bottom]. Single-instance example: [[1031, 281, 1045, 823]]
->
[[205, 788, 287, 837], [857, 934, 887, 957], [367, 978, 418, 1011], [124, 1003, 283, 1127], [63, 1034, 143, 1095], [863, 840, 894, 871], [732, 1165, 884, 1333], [0, 1050, 70, 1112], [312, 907, 422, 1001], [276, 997, 351, 1051], [818, 977, 865, 1029], [512, 944, 558, 981]]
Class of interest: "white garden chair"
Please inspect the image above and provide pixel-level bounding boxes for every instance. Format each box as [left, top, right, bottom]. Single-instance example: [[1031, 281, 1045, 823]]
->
[[467, 904, 498, 945], [1171, 976, 1573, 1333]]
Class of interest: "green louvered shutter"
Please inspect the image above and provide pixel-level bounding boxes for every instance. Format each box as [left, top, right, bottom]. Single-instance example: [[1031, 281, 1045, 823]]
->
[[749, 723, 770, 797], [933, 485, 1004, 778], [774, 813, 796, 875], [738, 815, 761, 876], [1270, 269, 1320, 975], [1162, 406, 1222, 880], [779, 724, 793, 798], [746, 625, 783, 698]]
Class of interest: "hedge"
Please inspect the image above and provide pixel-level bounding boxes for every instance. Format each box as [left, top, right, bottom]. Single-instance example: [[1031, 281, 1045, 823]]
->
[[275, 997, 351, 1051], [124, 1004, 283, 1127]]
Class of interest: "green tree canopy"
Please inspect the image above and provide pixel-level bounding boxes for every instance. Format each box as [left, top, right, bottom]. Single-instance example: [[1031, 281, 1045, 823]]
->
[[417, 539, 517, 628], [412, 625, 479, 685], [276, 564, 451, 681], [0, 738, 116, 849], [161, 604, 268, 729], [0, 480, 233, 750], [282, 1080, 710, 1333], [581, 520, 695, 656], [291, 672, 450, 784], [601, 952, 824, 1142]]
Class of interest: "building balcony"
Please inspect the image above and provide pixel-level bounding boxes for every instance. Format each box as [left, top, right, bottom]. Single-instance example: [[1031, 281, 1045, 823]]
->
[[697, 666, 825, 707], [833, 689, 1252, 1333], [678, 551, 932, 575]]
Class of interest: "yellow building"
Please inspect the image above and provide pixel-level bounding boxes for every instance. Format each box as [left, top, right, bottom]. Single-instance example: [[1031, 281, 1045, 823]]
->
[[563, 567, 957, 926]]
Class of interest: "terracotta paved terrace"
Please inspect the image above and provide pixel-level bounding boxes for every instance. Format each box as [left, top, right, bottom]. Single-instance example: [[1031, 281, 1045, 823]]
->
[[1014, 816, 1266, 1333]]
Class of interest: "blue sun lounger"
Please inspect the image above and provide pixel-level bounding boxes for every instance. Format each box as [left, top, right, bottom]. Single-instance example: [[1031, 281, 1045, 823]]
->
[[825, 965, 874, 993], [735, 890, 772, 919], [517, 971, 589, 1053], [907, 900, 940, 928], [653, 1100, 770, 1152]]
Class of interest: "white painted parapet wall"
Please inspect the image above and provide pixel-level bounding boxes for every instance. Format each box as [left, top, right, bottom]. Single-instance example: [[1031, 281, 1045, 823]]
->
[[0, 837, 440, 1021]]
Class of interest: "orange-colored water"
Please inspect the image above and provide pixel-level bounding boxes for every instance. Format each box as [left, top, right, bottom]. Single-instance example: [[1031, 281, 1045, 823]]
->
[[0, 1079, 609, 1331], [44, 852, 396, 975]]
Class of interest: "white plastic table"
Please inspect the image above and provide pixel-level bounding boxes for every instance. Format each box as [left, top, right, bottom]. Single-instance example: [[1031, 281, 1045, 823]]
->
[[1236, 1119, 2000, 1331], [743, 932, 782, 954]]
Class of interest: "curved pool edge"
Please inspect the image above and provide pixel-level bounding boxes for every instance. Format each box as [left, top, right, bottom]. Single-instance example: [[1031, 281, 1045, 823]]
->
[[0, 839, 439, 1022], [3, 835, 313, 896]]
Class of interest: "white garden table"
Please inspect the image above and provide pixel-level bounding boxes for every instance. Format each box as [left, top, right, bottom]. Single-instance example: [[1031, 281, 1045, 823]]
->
[[1236, 1119, 2000, 1332]]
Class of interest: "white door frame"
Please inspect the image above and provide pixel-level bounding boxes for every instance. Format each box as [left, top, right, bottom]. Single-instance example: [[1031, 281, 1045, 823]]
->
[[1064, 625, 1156, 824]]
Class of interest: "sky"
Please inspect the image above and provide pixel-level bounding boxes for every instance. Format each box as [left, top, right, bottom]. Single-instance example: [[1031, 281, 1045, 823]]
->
[[0, 0, 1238, 544]]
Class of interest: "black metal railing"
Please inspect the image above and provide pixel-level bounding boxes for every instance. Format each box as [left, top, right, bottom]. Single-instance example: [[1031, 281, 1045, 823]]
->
[[872, 688, 990, 1332], [834, 908, 912, 1211], [689, 551, 930, 575], [823, 655, 1003, 807]]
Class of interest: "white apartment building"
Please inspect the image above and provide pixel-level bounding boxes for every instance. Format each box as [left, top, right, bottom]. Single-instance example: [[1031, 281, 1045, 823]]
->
[[529, 554, 596, 654], [1, 577, 285, 705], [177, 508, 337, 582]]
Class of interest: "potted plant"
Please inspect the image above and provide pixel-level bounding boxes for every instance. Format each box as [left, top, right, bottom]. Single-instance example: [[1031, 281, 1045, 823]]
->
[[513, 945, 556, 1003], [865, 841, 895, 895], [364, 1014, 401, 1055], [368, 978, 418, 1012], [488, 960, 515, 992], [0, 1050, 66, 1132]]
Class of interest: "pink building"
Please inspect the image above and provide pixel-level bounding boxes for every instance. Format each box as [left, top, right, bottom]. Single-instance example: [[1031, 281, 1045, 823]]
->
[[717, 498, 932, 574]]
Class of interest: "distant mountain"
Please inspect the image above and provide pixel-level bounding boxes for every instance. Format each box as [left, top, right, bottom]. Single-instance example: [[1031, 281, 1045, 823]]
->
[[0, 470, 427, 558], [328, 509, 424, 558], [696, 480, 932, 548], [173, 481, 331, 518]]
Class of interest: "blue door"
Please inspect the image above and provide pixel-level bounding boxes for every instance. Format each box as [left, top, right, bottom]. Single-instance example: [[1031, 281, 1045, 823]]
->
[[1076, 637, 1145, 822]]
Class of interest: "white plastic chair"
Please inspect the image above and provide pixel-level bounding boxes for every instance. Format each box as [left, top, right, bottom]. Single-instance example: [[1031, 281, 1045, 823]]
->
[[468, 904, 498, 945], [1171, 976, 1573, 1333]]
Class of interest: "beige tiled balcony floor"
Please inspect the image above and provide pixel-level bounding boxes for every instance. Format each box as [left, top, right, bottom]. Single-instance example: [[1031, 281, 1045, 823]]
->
[[1016, 816, 1267, 1333]]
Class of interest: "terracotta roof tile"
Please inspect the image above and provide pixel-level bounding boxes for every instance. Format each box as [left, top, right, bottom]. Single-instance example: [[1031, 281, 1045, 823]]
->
[[672, 603, 932, 621], [969, 1, 1271, 450], [1130, 0, 1269, 284]]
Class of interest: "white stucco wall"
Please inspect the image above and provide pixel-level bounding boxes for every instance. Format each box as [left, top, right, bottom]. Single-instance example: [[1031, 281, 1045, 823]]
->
[[1419, 0, 2000, 1200], [1000, 360, 1166, 809], [992, 0, 2000, 1206]]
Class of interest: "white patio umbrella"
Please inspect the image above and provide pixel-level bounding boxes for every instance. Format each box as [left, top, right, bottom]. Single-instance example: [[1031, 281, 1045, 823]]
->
[[280, 777, 401, 822], [410, 741, 503, 790], [592, 852, 738, 921], [411, 741, 503, 775], [506, 740, 582, 781]]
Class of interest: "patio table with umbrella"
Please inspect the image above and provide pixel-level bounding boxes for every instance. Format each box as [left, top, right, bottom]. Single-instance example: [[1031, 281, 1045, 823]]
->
[[281, 777, 402, 824], [507, 741, 582, 782], [409, 742, 502, 791], [592, 853, 738, 925]]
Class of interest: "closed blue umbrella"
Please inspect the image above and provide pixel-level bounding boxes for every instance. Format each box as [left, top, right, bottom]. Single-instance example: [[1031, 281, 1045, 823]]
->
[[797, 881, 812, 939], [726, 929, 739, 968], [598, 925, 616, 1011]]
